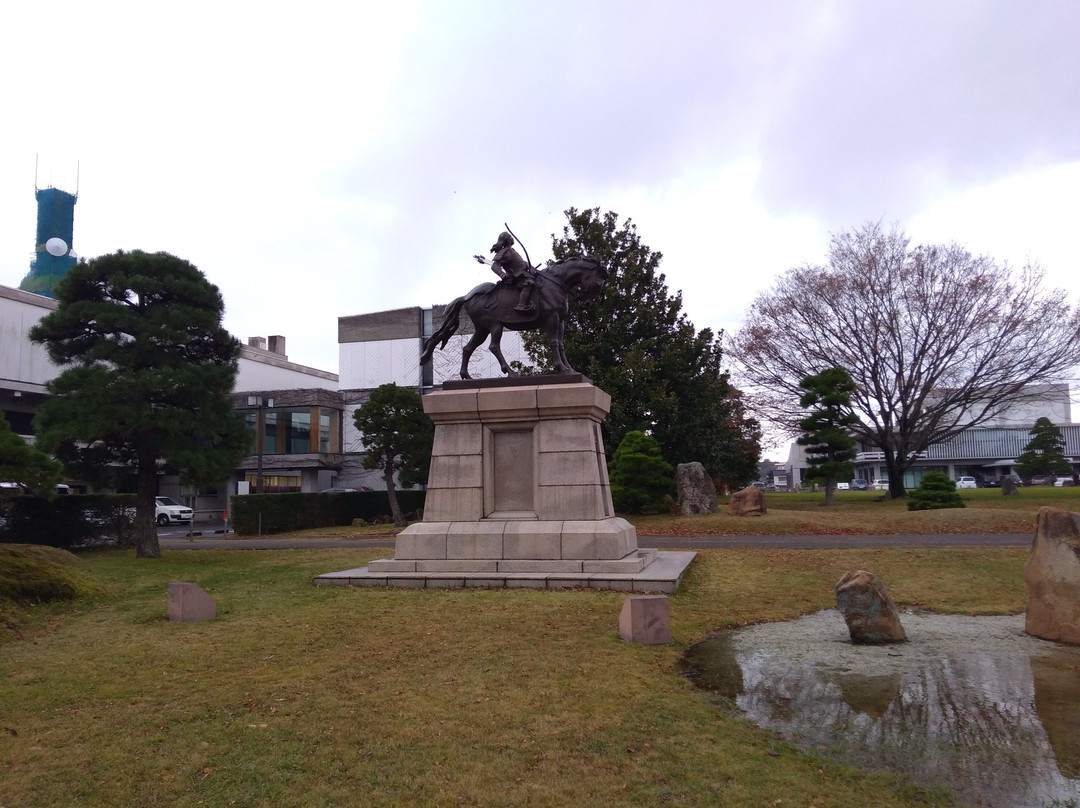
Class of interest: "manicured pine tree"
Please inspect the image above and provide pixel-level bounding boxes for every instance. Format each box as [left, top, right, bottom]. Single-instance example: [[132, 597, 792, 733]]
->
[[907, 470, 965, 510], [1015, 417, 1073, 483], [796, 367, 858, 505], [29, 251, 251, 558]]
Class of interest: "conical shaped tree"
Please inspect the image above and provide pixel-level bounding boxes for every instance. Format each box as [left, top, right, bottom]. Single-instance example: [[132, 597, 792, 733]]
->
[[609, 430, 674, 514], [521, 207, 759, 486], [797, 367, 858, 505]]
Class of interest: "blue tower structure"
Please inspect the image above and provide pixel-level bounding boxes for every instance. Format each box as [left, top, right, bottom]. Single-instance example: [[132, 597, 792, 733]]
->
[[19, 184, 78, 298]]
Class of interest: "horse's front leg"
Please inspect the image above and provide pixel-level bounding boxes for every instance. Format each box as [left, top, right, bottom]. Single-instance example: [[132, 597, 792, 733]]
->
[[460, 330, 487, 379], [488, 325, 517, 376], [547, 316, 575, 374]]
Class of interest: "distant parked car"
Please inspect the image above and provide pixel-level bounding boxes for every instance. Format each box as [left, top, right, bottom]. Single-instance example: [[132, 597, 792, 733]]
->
[[835, 481, 849, 490], [851, 480, 870, 491], [955, 476, 978, 489], [1054, 477, 1075, 487], [155, 496, 193, 526], [321, 487, 374, 493], [871, 479, 890, 491], [1030, 475, 1052, 486]]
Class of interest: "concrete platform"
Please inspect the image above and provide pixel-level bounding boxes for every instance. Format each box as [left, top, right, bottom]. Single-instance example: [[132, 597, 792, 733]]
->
[[313, 550, 696, 594]]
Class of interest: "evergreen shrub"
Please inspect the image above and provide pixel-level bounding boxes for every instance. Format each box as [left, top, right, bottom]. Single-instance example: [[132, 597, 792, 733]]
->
[[609, 431, 674, 514], [907, 471, 966, 511]]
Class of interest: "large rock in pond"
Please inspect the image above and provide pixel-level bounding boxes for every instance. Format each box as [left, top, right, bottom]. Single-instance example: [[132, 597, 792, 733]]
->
[[835, 570, 907, 644], [1025, 507, 1080, 644], [726, 485, 766, 517], [676, 462, 717, 515]]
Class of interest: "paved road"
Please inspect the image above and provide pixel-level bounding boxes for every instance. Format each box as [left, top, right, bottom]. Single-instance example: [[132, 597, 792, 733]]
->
[[160, 532, 1031, 551]]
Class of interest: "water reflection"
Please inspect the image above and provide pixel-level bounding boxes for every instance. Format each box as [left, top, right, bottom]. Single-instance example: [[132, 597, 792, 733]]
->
[[682, 611, 1080, 808]]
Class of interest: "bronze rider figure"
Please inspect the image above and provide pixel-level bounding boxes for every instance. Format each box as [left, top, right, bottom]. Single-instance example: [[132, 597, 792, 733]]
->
[[485, 231, 536, 313]]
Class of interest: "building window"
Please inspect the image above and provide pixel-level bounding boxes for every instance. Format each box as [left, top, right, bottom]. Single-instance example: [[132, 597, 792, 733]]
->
[[288, 410, 311, 453], [243, 474, 300, 493], [244, 406, 342, 454]]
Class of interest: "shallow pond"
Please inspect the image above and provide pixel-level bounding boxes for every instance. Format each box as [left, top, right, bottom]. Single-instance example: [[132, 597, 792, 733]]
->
[[682, 611, 1080, 808]]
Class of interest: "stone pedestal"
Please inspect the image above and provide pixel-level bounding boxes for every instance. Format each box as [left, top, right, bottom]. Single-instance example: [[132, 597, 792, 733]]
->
[[316, 377, 695, 592], [371, 378, 649, 575]]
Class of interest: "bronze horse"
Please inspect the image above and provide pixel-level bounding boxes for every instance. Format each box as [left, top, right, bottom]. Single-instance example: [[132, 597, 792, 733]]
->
[[420, 256, 607, 380]]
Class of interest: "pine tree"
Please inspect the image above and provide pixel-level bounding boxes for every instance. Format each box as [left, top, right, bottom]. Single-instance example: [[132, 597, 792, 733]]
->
[[1015, 417, 1073, 482], [521, 207, 760, 486], [29, 251, 251, 558], [796, 367, 858, 505], [0, 411, 64, 496], [907, 470, 965, 510], [609, 430, 674, 514]]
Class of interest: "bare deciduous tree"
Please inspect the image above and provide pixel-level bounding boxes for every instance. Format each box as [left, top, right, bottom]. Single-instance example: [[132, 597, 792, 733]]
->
[[728, 222, 1080, 498]]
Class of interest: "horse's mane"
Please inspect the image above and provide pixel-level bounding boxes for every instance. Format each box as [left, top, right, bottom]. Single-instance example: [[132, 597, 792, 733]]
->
[[545, 254, 606, 277]]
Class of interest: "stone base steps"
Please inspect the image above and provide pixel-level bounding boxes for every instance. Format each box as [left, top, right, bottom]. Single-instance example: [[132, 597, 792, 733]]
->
[[314, 550, 696, 594], [368, 548, 658, 575]]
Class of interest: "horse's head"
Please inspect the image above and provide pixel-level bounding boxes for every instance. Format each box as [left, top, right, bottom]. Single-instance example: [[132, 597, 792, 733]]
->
[[573, 256, 607, 302]]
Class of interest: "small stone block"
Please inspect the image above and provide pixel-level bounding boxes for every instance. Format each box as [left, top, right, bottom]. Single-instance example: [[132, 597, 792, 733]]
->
[[167, 582, 216, 623], [618, 595, 672, 644]]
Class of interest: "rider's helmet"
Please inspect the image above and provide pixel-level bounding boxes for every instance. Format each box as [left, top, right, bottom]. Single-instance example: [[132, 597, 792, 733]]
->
[[490, 231, 514, 252]]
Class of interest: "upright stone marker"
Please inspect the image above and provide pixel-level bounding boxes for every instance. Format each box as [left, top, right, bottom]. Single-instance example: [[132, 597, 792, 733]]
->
[[676, 462, 717, 515], [1025, 506, 1080, 644], [619, 595, 672, 644], [167, 582, 216, 623]]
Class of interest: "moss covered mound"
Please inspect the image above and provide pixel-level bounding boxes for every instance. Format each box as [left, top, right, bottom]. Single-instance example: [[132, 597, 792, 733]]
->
[[0, 544, 105, 603]]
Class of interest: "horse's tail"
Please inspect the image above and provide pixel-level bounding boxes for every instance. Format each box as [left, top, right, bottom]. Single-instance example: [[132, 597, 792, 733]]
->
[[420, 297, 465, 365]]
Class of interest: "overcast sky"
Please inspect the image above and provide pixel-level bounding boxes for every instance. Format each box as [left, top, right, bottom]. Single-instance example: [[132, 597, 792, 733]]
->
[[1, 0, 1077, 374]]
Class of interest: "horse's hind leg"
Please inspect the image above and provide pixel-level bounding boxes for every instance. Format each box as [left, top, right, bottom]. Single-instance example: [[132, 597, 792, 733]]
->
[[460, 329, 488, 379], [488, 325, 516, 376]]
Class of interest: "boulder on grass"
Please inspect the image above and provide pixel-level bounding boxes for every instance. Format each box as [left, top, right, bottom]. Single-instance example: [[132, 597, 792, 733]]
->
[[1025, 507, 1080, 644], [835, 570, 907, 644], [676, 462, 717, 515], [727, 485, 766, 517]]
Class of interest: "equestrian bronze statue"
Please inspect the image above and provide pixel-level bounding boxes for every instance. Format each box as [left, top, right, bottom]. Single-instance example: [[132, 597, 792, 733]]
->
[[420, 235, 607, 380]]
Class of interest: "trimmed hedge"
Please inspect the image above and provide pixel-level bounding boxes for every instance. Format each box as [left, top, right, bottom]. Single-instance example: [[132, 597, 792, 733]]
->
[[230, 490, 426, 535], [0, 495, 137, 549]]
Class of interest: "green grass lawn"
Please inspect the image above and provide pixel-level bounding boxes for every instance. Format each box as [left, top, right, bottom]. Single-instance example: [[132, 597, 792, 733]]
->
[[630, 485, 1080, 536], [276, 486, 1080, 541], [0, 537, 1031, 807]]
